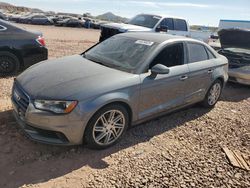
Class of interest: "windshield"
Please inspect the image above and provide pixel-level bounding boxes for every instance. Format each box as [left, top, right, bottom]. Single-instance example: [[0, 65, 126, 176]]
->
[[128, 15, 161, 29], [84, 36, 157, 73]]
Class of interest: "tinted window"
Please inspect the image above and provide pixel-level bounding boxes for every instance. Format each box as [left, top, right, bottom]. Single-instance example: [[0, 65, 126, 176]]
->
[[174, 19, 187, 31], [160, 18, 174, 30], [150, 43, 184, 68], [128, 15, 161, 29], [188, 43, 208, 63]]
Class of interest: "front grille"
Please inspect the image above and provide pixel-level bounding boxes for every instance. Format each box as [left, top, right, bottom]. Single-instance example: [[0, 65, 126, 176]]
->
[[100, 27, 121, 41], [12, 82, 30, 117]]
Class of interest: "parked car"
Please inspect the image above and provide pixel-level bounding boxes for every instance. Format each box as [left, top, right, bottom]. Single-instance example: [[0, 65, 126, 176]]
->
[[19, 15, 53, 25], [50, 15, 72, 24], [55, 18, 85, 27], [29, 15, 54, 25], [0, 20, 48, 75], [12, 33, 228, 149], [218, 29, 250, 85], [8, 14, 22, 22], [99, 14, 211, 42], [17, 14, 33, 23]]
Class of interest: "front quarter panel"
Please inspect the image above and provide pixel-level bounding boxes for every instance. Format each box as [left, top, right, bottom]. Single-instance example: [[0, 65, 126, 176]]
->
[[77, 83, 140, 136]]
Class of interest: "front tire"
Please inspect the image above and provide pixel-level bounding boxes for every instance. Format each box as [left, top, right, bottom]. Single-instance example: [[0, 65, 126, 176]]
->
[[0, 52, 20, 76], [202, 80, 222, 108], [84, 104, 129, 149]]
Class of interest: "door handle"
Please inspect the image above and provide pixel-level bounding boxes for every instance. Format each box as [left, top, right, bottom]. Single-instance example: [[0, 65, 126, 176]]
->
[[180, 75, 188, 81], [208, 69, 214, 74]]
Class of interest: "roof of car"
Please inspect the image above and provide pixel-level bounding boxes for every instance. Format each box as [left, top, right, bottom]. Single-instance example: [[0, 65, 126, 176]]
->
[[118, 32, 197, 44]]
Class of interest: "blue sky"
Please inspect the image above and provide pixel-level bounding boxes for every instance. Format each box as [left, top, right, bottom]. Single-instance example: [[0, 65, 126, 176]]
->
[[3, 0, 250, 26]]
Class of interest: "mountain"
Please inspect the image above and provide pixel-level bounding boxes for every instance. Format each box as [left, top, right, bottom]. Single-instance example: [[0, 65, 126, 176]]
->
[[0, 2, 43, 13], [96, 12, 128, 23]]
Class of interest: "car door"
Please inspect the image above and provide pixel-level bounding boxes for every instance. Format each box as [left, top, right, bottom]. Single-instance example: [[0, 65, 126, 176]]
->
[[138, 42, 190, 119], [184, 42, 216, 103]]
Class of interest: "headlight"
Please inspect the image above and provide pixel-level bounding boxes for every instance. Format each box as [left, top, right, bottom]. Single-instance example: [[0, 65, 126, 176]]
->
[[34, 100, 78, 114]]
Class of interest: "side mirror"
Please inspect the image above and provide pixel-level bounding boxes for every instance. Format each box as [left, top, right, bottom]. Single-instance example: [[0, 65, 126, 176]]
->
[[151, 64, 170, 75], [156, 25, 168, 32]]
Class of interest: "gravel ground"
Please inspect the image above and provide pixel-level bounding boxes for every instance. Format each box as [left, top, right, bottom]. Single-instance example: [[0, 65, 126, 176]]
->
[[0, 24, 249, 188]]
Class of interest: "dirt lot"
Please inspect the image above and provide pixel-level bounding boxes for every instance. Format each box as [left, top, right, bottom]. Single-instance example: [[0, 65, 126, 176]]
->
[[0, 24, 250, 188]]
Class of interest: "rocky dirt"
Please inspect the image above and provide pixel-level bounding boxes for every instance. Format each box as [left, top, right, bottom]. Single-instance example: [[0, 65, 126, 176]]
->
[[0, 24, 250, 188]]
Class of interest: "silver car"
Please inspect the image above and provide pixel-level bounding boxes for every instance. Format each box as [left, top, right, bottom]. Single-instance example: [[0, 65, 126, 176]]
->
[[12, 33, 228, 149]]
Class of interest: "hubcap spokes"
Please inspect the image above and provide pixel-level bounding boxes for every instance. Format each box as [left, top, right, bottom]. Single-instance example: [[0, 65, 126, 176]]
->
[[0, 59, 14, 73], [93, 110, 125, 145], [208, 83, 221, 105]]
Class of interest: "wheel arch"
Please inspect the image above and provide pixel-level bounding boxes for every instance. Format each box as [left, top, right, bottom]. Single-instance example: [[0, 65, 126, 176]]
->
[[0, 48, 24, 68], [214, 76, 225, 86], [82, 99, 133, 145], [85, 100, 133, 128]]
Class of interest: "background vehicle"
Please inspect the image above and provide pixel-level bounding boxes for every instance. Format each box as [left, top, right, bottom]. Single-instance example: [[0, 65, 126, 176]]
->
[[0, 19, 48, 75], [218, 29, 250, 85], [100, 14, 212, 42], [8, 14, 22, 22], [55, 18, 85, 27], [19, 14, 53, 25], [28, 15, 54, 25], [50, 15, 73, 24], [12, 33, 228, 149]]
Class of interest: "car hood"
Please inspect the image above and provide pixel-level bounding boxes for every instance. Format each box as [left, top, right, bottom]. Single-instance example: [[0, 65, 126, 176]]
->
[[16, 55, 139, 101], [218, 29, 250, 49], [102, 22, 152, 32]]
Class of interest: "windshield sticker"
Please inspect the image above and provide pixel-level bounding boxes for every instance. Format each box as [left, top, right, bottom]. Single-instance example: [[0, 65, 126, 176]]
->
[[135, 40, 154, 46]]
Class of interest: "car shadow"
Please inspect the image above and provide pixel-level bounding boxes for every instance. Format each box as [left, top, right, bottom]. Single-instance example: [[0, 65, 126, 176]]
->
[[221, 82, 250, 102], [0, 105, 211, 188]]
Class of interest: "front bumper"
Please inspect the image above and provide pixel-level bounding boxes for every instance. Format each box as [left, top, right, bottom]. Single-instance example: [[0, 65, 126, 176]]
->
[[12, 110, 70, 145], [228, 68, 250, 85], [11, 82, 86, 145]]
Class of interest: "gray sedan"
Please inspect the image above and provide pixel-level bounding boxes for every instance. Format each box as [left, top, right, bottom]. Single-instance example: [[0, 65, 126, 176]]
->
[[12, 33, 228, 149]]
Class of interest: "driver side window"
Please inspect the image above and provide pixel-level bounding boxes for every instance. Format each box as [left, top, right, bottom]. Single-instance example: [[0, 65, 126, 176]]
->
[[159, 18, 174, 30], [149, 43, 184, 69]]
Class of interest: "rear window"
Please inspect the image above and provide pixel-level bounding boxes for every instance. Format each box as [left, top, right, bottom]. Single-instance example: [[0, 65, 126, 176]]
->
[[187, 43, 209, 63], [174, 19, 187, 31]]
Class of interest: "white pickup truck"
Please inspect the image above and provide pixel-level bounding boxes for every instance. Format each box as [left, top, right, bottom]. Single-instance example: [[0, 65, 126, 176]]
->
[[100, 14, 211, 42]]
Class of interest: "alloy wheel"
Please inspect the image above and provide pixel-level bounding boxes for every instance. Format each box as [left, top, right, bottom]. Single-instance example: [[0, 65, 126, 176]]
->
[[208, 83, 221, 106], [92, 110, 125, 145]]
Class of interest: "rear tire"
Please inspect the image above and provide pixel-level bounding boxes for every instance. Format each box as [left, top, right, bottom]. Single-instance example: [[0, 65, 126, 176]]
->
[[84, 104, 129, 150], [202, 80, 222, 108], [0, 52, 20, 76]]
